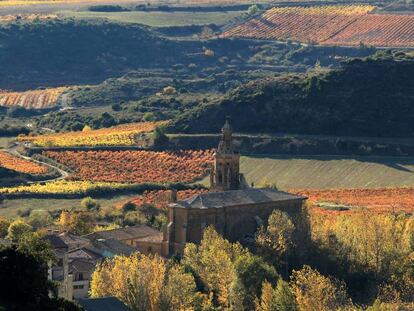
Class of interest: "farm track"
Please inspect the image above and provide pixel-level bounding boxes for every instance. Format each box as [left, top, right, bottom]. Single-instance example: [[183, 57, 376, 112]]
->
[[5, 143, 69, 183]]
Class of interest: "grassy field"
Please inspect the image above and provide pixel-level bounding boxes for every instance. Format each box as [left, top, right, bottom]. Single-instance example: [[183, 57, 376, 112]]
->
[[0, 137, 14, 149], [202, 155, 414, 189], [0, 193, 139, 218], [60, 10, 243, 26], [240, 155, 414, 189]]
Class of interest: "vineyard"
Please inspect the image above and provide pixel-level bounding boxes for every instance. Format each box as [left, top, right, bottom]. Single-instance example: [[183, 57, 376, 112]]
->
[[0, 180, 139, 197], [324, 14, 414, 47], [0, 151, 48, 175], [43, 149, 214, 183], [19, 121, 166, 147], [221, 5, 414, 47], [292, 187, 414, 215], [120, 188, 209, 210], [0, 87, 68, 109]]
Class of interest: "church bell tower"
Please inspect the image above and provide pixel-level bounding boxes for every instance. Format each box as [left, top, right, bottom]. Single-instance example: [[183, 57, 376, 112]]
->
[[210, 118, 240, 191]]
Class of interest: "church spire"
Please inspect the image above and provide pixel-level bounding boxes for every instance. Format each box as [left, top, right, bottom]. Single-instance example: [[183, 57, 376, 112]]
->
[[210, 118, 240, 191]]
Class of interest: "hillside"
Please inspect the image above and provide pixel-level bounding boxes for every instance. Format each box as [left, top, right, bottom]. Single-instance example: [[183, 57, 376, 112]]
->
[[168, 51, 414, 137], [222, 5, 414, 47], [0, 17, 376, 90]]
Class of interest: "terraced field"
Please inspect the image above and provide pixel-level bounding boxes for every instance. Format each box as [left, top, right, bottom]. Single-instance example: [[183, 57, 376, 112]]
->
[[237, 155, 414, 189]]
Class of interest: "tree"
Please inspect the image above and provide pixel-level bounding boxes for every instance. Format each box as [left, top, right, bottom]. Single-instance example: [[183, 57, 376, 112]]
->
[[122, 201, 137, 213], [0, 217, 10, 238], [152, 126, 168, 145], [290, 266, 353, 311], [273, 279, 297, 311], [59, 211, 94, 235], [0, 247, 80, 311], [81, 197, 100, 211], [256, 210, 295, 272], [7, 219, 32, 242], [27, 209, 53, 230], [91, 253, 178, 311], [183, 227, 245, 309], [162, 264, 197, 310], [234, 252, 278, 309], [255, 281, 275, 311], [82, 125, 92, 132], [17, 232, 56, 267], [248, 4, 259, 16], [163, 86, 176, 95], [255, 279, 297, 311]]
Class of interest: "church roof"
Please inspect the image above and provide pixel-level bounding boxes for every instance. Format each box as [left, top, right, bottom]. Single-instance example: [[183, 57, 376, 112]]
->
[[172, 188, 306, 209]]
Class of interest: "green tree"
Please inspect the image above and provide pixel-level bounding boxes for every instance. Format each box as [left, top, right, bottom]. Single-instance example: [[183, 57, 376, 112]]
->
[[0, 247, 80, 310], [273, 279, 297, 311], [234, 252, 278, 309], [7, 219, 32, 242], [27, 209, 53, 230], [0, 217, 10, 238], [17, 232, 56, 266], [255, 279, 297, 311], [152, 126, 168, 145], [247, 5, 259, 16], [81, 197, 100, 211], [256, 210, 295, 272]]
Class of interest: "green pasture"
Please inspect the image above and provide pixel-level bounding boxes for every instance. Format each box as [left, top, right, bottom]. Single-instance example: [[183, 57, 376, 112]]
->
[[60, 10, 243, 27], [0, 193, 138, 218], [239, 155, 414, 189]]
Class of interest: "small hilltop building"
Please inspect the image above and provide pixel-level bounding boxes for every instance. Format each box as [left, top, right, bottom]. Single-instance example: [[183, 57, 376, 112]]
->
[[161, 119, 306, 256]]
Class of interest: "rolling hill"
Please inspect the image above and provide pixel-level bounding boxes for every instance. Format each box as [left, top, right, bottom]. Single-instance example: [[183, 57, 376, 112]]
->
[[168, 51, 414, 138]]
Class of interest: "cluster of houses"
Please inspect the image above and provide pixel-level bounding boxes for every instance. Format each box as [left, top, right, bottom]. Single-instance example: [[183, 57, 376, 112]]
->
[[44, 224, 163, 302]]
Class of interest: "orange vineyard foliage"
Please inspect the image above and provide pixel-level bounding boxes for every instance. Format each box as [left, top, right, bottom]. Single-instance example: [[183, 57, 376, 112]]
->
[[118, 188, 209, 210], [324, 14, 414, 47], [292, 188, 414, 215], [43, 149, 214, 183], [0, 87, 68, 109], [19, 121, 167, 147], [221, 5, 414, 47], [0, 151, 48, 175]]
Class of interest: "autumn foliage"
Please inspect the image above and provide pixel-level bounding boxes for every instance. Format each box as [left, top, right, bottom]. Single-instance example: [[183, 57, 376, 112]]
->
[[0, 87, 67, 109], [222, 5, 414, 47], [43, 149, 214, 183], [292, 187, 414, 215], [0, 151, 48, 175], [20, 121, 166, 147], [0, 180, 139, 197]]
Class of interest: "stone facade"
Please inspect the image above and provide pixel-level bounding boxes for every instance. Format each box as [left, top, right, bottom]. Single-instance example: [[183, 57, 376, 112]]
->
[[161, 120, 307, 257]]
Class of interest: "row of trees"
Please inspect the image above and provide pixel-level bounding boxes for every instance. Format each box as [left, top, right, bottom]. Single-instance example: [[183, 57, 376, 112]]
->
[[90, 226, 361, 311]]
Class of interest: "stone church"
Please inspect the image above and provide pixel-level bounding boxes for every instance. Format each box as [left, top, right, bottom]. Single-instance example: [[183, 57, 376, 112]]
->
[[161, 119, 306, 257]]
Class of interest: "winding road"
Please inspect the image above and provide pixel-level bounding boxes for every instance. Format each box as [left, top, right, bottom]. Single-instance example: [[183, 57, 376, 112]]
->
[[5, 143, 69, 184]]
